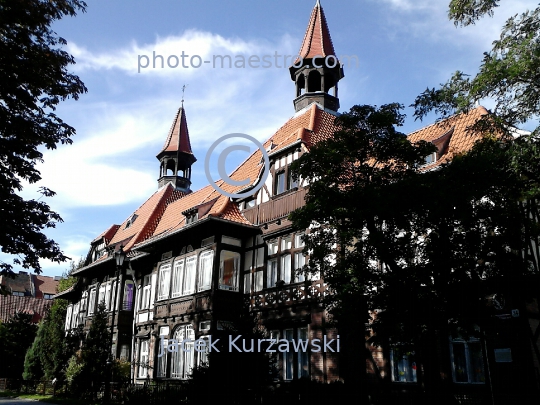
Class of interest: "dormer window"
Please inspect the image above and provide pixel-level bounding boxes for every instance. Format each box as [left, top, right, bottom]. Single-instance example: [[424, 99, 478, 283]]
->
[[424, 152, 437, 165], [273, 164, 298, 196], [125, 214, 138, 229], [185, 211, 198, 225]]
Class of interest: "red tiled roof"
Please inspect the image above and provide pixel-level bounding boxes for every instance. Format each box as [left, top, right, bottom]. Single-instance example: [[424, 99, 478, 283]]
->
[[92, 224, 120, 244], [158, 107, 194, 156], [296, 0, 336, 61], [407, 106, 493, 169], [107, 184, 187, 252], [0, 295, 52, 323]]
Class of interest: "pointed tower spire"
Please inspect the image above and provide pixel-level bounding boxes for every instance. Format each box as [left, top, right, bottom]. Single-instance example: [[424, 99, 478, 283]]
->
[[290, 1, 344, 113], [157, 106, 196, 191]]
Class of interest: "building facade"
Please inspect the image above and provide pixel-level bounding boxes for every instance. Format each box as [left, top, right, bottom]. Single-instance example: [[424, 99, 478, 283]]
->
[[58, 1, 540, 401]]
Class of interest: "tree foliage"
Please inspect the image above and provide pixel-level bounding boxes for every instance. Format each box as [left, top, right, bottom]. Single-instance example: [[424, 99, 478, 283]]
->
[[0, 0, 87, 275], [0, 312, 38, 378], [290, 104, 540, 383], [415, 2, 540, 135]]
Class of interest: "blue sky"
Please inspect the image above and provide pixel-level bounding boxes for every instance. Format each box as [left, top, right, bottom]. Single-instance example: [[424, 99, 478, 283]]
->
[[8, 0, 536, 276]]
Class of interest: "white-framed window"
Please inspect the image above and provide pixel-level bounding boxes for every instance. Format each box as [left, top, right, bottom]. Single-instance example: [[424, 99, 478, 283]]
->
[[44, 293, 53, 299], [281, 255, 292, 284], [138, 340, 149, 378], [170, 325, 195, 379], [71, 303, 79, 329], [98, 285, 106, 306], [219, 251, 240, 291], [171, 259, 185, 298], [424, 152, 437, 165], [88, 289, 96, 315], [183, 256, 197, 295], [110, 280, 117, 311], [141, 276, 151, 309], [65, 304, 73, 330], [198, 250, 214, 292], [294, 252, 306, 282], [104, 283, 111, 310], [450, 338, 485, 384], [390, 347, 417, 383], [158, 263, 172, 301], [80, 291, 88, 311]]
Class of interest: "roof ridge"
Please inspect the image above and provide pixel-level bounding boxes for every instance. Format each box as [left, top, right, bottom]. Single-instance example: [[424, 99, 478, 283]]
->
[[407, 105, 489, 137]]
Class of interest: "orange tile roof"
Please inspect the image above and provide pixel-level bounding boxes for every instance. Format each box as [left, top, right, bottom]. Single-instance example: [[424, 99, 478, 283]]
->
[[107, 184, 186, 252], [407, 106, 493, 169], [91, 224, 120, 244], [296, 1, 336, 61]]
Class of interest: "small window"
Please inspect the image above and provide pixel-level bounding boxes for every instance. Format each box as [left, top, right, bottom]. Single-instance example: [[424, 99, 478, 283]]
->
[[450, 339, 485, 384], [390, 347, 417, 383], [424, 152, 437, 165], [141, 275, 152, 309], [267, 240, 278, 255], [185, 212, 198, 225], [281, 235, 292, 251], [201, 236, 215, 247], [275, 171, 286, 195], [125, 214, 138, 229], [222, 236, 242, 247], [12, 291, 25, 297]]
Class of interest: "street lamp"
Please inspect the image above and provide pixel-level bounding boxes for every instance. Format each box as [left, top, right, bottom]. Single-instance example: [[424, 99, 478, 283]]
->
[[104, 245, 128, 404]]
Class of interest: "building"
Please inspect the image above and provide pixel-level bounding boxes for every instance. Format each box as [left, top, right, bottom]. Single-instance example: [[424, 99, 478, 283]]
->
[[0, 271, 60, 323], [59, 1, 540, 401]]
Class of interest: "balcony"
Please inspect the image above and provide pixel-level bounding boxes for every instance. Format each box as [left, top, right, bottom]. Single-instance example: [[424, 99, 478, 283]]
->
[[242, 188, 307, 225]]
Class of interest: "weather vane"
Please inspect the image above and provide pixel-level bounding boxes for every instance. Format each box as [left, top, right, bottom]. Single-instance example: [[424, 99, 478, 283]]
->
[[181, 84, 188, 108]]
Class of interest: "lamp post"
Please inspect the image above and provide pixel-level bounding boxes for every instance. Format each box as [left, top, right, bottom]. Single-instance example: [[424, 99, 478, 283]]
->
[[104, 245, 127, 404]]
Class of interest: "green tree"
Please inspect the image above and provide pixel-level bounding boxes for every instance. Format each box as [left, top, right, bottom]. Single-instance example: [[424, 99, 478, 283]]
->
[[76, 302, 111, 397], [414, 1, 540, 135], [289, 104, 540, 392], [23, 258, 85, 382], [0, 0, 87, 276], [0, 312, 38, 378]]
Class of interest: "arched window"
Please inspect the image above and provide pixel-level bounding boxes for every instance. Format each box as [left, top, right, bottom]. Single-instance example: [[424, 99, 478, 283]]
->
[[307, 71, 321, 92], [170, 325, 195, 379]]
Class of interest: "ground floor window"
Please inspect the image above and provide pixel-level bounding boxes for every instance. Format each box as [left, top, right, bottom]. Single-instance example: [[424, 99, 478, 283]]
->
[[272, 326, 310, 381], [450, 338, 485, 384], [138, 340, 149, 378], [390, 347, 417, 383], [170, 325, 195, 379]]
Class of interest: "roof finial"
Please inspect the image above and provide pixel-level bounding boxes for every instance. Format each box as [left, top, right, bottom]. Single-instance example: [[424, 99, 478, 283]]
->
[[181, 84, 188, 108], [316, 0, 320, 7]]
